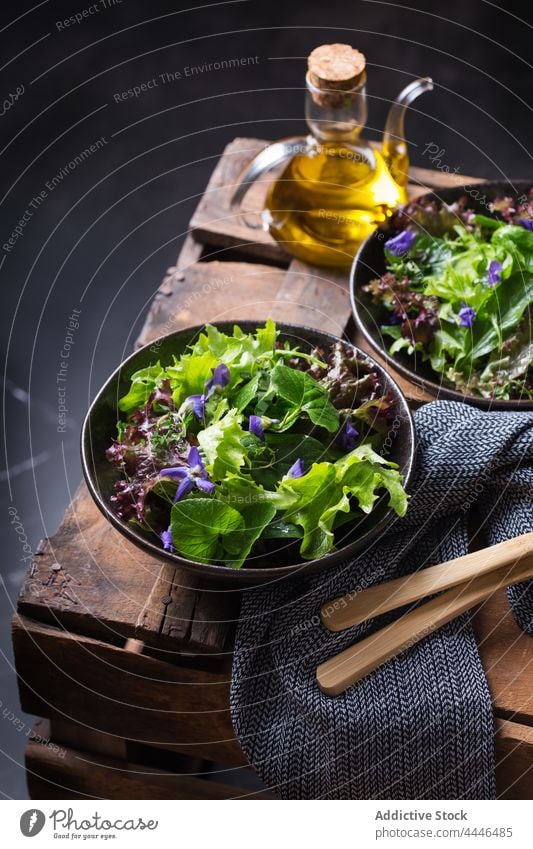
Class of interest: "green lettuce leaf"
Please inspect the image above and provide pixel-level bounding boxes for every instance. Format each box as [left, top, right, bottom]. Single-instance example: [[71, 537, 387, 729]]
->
[[165, 350, 218, 407], [197, 410, 247, 479], [276, 463, 338, 559], [470, 272, 533, 361], [118, 363, 165, 413], [276, 445, 407, 559], [224, 502, 277, 568], [233, 374, 261, 412], [170, 498, 244, 563], [269, 363, 340, 432], [217, 472, 278, 508], [190, 319, 278, 378]]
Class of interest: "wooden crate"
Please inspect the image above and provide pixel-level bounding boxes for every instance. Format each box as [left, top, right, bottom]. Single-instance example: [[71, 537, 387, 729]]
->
[[13, 138, 533, 800]]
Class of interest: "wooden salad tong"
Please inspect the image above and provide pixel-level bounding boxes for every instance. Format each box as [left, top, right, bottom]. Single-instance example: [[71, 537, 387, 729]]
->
[[316, 533, 533, 697]]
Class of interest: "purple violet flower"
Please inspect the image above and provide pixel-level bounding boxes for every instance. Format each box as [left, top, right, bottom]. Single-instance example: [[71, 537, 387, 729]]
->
[[248, 415, 265, 440], [182, 393, 206, 420], [205, 363, 230, 396], [160, 446, 215, 502], [458, 302, 476, 328], [287, 458, 305, 478], [384, 229, 417, 257], [336, 420, 359, 452], [161, 527, 174, 552], [181, 363, 230, 420], [487, 260, 502, 286], [518, 218, 533, 231]]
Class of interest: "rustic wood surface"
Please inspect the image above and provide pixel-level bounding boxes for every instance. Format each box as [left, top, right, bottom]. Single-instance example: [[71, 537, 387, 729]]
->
[[17, 481, 240, 656], [135, 562, 240, 653], [135, 258, 350, 342], [14, 616, 532, 798], [189, 137, 485, 264], [26, 721, 266, 800], [13, 615, 242, 765], [14, 135, 532, 799]]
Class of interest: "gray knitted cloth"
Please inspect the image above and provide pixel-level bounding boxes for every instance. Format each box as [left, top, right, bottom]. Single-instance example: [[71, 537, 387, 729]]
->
[[230, 401, 533, 799]]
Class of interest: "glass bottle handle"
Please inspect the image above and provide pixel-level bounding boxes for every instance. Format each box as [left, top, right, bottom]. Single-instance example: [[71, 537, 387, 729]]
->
[[230, 136, 308, 230]]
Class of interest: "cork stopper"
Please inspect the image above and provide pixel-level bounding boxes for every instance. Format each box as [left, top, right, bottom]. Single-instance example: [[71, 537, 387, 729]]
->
[[307, 44, 366, 107]]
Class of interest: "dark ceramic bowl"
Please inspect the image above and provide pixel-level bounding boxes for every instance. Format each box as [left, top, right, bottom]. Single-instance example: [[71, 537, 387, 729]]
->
[[350, 181, 533, 410], [82, 322, 415, 586]]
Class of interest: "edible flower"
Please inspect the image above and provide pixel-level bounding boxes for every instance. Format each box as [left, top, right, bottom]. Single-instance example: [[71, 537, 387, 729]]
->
[[458, 302, 476, 328], [248, 415, 264, 440], [161, 527, 174, 552], [181, 393, 206, 420], [287, 458, 305, 478], [180, 363, 230, 421], [487, 260, 502, 286], [518, 218, 533, 231], [336, 420, 359, 452], [205, 363, 230, 396], [384, 230, 417, 257], [160, 446, 215, 502]]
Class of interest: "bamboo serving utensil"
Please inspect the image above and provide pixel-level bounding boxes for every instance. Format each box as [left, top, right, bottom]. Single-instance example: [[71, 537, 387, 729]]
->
[[316, 535, 533, 697], [321, 533, 533, 632]]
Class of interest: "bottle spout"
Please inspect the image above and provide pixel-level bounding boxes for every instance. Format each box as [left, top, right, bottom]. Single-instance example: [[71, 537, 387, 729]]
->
[[382, 76, 433, 187]]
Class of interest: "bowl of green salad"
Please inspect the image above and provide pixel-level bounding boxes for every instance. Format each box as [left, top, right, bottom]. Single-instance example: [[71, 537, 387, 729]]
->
[[351, 182, 533, 407], [82, 321, 414, 585]]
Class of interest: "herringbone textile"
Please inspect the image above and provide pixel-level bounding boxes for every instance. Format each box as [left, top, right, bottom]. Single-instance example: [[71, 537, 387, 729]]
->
[[230, 402, 533, 799]]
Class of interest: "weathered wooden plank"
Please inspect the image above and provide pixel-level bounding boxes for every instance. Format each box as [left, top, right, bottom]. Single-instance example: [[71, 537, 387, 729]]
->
[[17, 484, 161, 643], [16, 481, 237, 655], [14, 611, 533, 792], [189, 136, 484, 261], [187, 586, 239, 654], [136, 564, 196, 647], [494, 718, 533, 800], [474, 589, 533, 726], [26, 721, 264, 800], [13, 614, 246, 766], [135, 564, 239, 653], [135, 258, 351, 348], [189, 137, 291, 264], [50, 719, 128, 760]]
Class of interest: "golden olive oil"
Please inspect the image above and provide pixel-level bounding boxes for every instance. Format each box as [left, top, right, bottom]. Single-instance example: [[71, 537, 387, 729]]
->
[[231, 43, 432, 269], [265, 140, 407, 268]]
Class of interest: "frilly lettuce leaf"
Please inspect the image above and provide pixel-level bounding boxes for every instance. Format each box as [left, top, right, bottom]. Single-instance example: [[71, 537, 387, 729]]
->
[[190, 319, 278, 375], [197, 410, 247, 479], [118, 363, 165, 413], [165, 350, 218, 406], [276, 445, 407, 560]]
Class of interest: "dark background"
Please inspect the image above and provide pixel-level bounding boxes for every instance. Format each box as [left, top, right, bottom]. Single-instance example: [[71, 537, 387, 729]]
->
[[0, 0, 531, 799]]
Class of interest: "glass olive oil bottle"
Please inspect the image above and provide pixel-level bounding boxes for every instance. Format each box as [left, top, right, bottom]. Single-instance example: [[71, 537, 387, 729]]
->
[[233, 44, 432, 269]]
